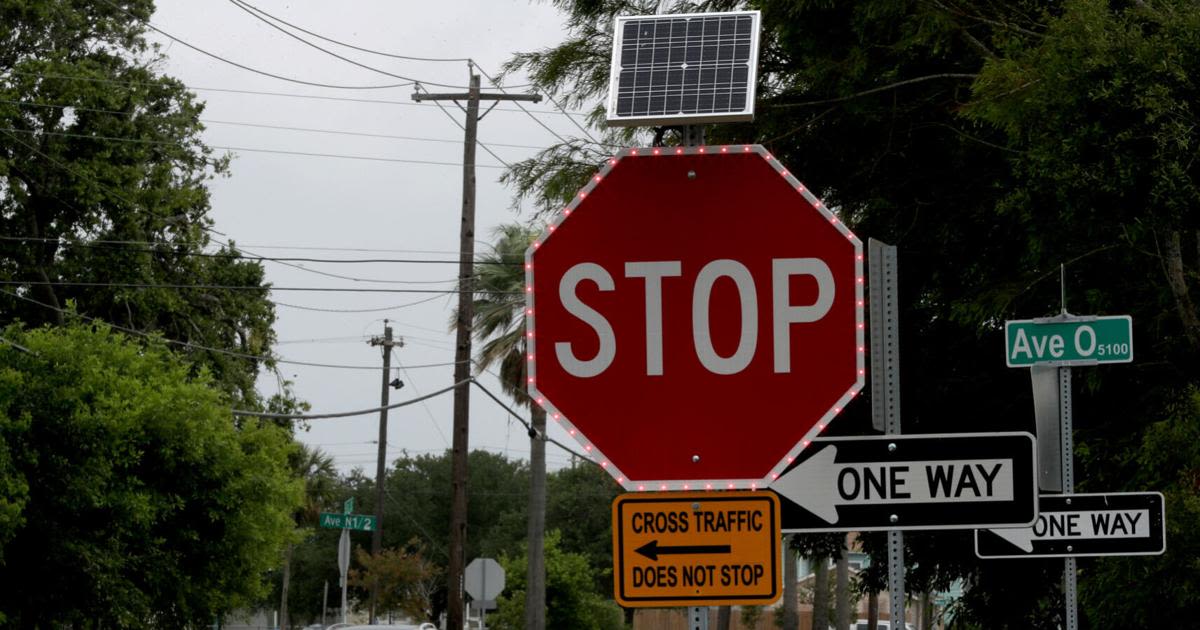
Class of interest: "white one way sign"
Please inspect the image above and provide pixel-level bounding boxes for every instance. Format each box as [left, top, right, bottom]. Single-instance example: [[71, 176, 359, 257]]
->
[[772, 432, 1037, 532], [976, 492, 1166, 558]]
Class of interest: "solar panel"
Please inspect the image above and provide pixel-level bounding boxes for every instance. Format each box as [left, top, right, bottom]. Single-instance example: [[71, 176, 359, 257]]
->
[[606, 11, 761, 127]]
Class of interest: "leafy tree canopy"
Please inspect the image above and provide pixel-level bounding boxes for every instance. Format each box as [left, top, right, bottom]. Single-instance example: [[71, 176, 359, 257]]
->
[[507, 0, 1200, 626], [0, 0, 279, 405], [0, 322, 301, 628]]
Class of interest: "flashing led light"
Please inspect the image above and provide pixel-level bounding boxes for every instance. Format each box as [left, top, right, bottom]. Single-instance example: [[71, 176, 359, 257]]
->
[[771, 473, 780, 480], [638, 485, 645, 491], [819, 424, 827, 431], [857, 300, 864, 307], [617, 477, 625, 483], [743, 146, 751, 152], [705, 483, 713, 489], [525, 286, 532, 293], [683, 484, 691, 489], [524, 263, 532, 270], [536, 398, 544, 405], [585, 445, 593, 451], [608, 159, 617, 165], [652, 148, 661, 155], [727, 483, 735, 489], [578, 192, 586, 199], [787, 456, 795, 463], [525, 308, 533, 315], [858, 346, 866, 352], [547, 225, 556, 232], [857, 254, 864, 260], [527, 377, 534, 384], [698, 147, 706, 153], [593, 176, 601, 182], [660, 484, 668, 490], [781, 171, 789, 177], [526, 332, 533, 338], [831, 217, 839, 224], [630, 149, 639, 155], [849, 390, 857, 398], [798, 184, 806, 192], [859, 369, 866, 375], [532, 241, 540, 248], [848, 232, 857, 240], [526, 354, 533, 360], [751, 483, 757, 490], [802, 440, 811, 447], [857, 277, 865, 284], [765, 154, 773, 161], [601, 461, 608, 468], [568, 429, 576, 436], [858, 323, 866, 330], [674, 148, 683, 155], [552, 413, 560, 420], [563, 208, 571, 216], [720, 147, 728, 153]]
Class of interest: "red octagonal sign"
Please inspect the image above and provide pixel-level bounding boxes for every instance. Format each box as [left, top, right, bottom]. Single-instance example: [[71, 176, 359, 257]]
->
[[526, 145, 864, 491]]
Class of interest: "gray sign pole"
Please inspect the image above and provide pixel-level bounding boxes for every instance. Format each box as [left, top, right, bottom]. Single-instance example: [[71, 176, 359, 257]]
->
[[869, 239, 905, 628], [1059, 366, 1078, 630]]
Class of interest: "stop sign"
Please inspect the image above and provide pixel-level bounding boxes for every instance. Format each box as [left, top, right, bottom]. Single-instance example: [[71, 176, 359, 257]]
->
[[525, 145, 864, 490]]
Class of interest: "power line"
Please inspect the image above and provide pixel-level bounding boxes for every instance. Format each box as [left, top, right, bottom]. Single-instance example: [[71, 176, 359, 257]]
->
[[470, 379, 598, 467], [232, 379, 469, 419], [0, 236, 522, 265], [0, 288, 466, 371], [272, 295, 449, 314], [94, 0, 414, 91], [473, 65, 577, 147], [229, 0, 472, 64], [0, 280, 514, 294], [0, 96, 549, 149], [0, 70, 588, 115], [0, 126, 510, 169], [414, 83, 512, 169], [224, 0, 481, 90]]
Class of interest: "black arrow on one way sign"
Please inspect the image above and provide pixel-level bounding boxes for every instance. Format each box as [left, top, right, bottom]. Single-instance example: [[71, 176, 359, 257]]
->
[[635, 540, 731, 561]]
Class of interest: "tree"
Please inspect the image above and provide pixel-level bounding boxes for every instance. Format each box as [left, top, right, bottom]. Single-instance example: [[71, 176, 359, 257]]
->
[[280, 444, 338, 629], [348, 541, 439, 623], [469, 223, 550, 629], [488, 530, 624, 630], [0, 0, 279, 405], [0, 322, 301, 627], [508, 0, 1200, 626]]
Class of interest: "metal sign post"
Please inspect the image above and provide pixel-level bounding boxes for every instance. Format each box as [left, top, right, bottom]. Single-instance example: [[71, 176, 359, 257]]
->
[[1059, 366, 1078, 630], [868, 239, 905, 628]]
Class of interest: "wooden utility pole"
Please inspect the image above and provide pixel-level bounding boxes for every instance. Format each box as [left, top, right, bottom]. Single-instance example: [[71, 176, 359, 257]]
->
[[412, 70, 540, 630], [368, 322, 402, 623]]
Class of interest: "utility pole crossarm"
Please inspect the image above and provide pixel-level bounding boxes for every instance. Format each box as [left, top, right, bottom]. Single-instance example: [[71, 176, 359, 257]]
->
[[413, 92, 542, 103]]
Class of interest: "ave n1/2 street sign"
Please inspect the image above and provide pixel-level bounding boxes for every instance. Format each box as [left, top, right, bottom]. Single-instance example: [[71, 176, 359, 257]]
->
[[527, 145, 864, 491], [1005, 315, 1132, 367], [612, 491, 780, 608], [975, 492, 1165, 559], [772, 432, 1037, 532], [319, 512, 377, 532]]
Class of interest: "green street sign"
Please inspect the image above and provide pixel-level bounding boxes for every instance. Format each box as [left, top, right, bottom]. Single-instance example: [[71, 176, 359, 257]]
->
[[343, 497, 354, 515], [1005, 316, 1132, 367], [320, 512, 377, 532]]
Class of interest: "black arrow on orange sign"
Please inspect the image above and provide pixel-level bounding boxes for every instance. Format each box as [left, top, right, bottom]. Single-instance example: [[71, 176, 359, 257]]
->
[[635, 540, 732, 561]]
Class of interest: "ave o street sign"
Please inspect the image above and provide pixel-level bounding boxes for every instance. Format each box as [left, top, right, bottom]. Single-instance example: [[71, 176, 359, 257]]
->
[[526, 145, 864, 489], [772, 432, 1037, 532], [1005, 315, 1132, 367], [612, 491, 780, 607]]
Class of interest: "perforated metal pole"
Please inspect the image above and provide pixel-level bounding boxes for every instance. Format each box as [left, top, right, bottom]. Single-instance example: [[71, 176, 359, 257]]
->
[[869, 239, 905, 628], [1060, 367, 1078, 630], [689, 606, 709, 630]]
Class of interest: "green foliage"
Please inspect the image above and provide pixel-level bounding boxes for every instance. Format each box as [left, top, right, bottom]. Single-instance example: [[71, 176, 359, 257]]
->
[[546, 462, 623, 592], [489, 530, 625, 630], [0, 322, 302, 628], [349, 541, 439, 622], [0, 0, 280, 406], [511, 0, 1200, 626]]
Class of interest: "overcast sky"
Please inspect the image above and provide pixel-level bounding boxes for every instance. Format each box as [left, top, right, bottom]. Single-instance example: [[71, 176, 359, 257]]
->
[[148, 0, 597, 474]]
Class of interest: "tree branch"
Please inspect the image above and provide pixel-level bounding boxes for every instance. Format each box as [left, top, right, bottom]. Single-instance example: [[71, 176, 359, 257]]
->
[[770, 74, 978, 108]]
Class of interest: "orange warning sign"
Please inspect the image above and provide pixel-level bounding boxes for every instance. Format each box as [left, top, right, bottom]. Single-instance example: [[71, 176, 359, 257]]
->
[[612, 491, 781, 607]]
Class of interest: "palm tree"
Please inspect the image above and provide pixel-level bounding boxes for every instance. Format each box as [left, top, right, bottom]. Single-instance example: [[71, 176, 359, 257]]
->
[[281, 443, 338, 629], [469, 223, 547, 630]]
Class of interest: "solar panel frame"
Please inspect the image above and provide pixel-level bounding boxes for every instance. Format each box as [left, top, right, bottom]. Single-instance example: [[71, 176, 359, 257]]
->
[[606, 10, 761, 127]]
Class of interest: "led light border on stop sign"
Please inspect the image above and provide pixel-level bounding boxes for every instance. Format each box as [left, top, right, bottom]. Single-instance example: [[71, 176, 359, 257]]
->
[[524, 144, 866, 492]]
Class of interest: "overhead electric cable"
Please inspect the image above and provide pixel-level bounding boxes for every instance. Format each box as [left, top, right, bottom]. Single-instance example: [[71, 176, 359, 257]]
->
[[413, 83, 512, 168], [0, 126, 508, 168], [0, 288, 466, 371], [474, 65, 588, 147], [272, 295, 446, 314], [0, 280, 512, 294], [469, 379, 598, 466], [0, 71, 587, 115], [0, 96, 548, 149], [229, 0, 471, 63], [95, 0, 413, 90], [225, 0, 486, 90], [232, 380, 469, 419]]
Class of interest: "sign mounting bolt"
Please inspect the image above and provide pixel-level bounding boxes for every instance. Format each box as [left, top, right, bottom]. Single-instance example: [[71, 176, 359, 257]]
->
[[687, 170, 697, 180], [889, 514, 899, 524], [887, 442, 897, 453], [692, 454, 700, 463]]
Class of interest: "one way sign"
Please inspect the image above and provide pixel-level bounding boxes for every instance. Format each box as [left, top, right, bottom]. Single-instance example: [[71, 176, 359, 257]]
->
[[975, 492, 1166, 558], [772, 432, 1037, 532]]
